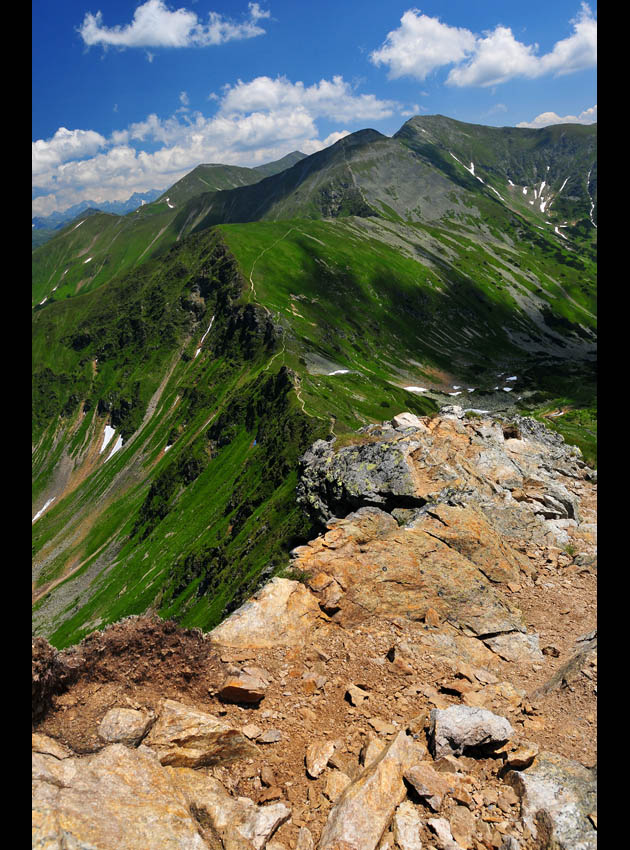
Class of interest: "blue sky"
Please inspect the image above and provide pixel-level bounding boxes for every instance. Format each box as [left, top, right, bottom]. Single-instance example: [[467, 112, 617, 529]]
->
[[32, 0, 597, 216]]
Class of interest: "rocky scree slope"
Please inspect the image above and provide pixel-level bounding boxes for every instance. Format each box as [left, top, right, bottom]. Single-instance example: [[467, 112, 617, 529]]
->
[[33, 407, 596, 850]]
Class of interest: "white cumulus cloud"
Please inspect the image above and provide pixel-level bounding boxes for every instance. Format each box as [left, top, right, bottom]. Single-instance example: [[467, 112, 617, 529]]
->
[[32, 127, 107, 176], [517, 104, 597, 129], [371, 4, 596, 87], [32, 74, 393, 216], [370, 10, 476, 80], [78, 0, 270, 49]]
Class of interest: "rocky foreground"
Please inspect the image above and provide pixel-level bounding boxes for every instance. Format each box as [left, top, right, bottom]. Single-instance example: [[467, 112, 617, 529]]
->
[[32, 406, 597, 850]]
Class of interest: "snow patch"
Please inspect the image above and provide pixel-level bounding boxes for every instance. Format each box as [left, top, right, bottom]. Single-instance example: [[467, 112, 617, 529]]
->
[[502, 387, 514, 392], [32, 497, 55, 524], [107, 435, 124, 460], [195, 315, 215, 358], [522, 187, 528, 195], [463, 408, 490, 414], [508, 179, 514, 186], [84, 257, 92, 264], [164, 444, 172, 452], [100, 425, 116, 454], [72, 220, 85, 231], [328, 369, 350, 375], [506, 376, 517, 381], [39, 297, 47, 306], [166, 197, 174, 209], [448, 391, 462, 396], [405, 386, 428, 393]]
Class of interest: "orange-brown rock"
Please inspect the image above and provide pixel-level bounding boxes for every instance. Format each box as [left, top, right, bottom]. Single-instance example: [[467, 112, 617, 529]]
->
[[143, 699, 257, 767], [291, 507, 525, 639], [208, 578, 324, 649], [318, 731, 425, 850]]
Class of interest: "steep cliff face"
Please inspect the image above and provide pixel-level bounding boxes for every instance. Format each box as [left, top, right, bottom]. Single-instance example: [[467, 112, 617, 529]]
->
[[32, 408, 597, 850]]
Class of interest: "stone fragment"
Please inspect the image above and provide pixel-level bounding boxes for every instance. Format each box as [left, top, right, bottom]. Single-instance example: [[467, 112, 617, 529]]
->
[[31, 733, 73, 760], [219, 672, 267, 704], [208, 577, 322, 648], [295, 825, 314, 850], [346, 684, 370, 705], [324, 769, 352, 802], [427, 817, 461, 850], [259, 786, 284, 803], [449, 805, 475, 848], [506, 751, 597, 850], [362, 737, 387, 767], [430, 706, 514, 759], [305, 739, 336, 778], [261, 765, 277, 787], [242, 724, 263, 740], [497, 740, 539, 770], [169, 765, 291, 850], [33, 744, 208, 850], [482, 632, 543, 663], [392, 800, 424, 850], [258, 729, 283, 744], [368, 717, 397, 735], [318, 732, 424, 850], [391, 412, 427, 431], [425, 607, 441, 627], [404, 762, 452, 811], [143, 699, 257, 767], [98, 707, 153, 745]]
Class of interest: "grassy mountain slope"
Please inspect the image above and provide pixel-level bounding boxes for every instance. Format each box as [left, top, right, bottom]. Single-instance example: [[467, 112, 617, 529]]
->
[[31, 152, 307, 308], [32, 116, 597, 648]]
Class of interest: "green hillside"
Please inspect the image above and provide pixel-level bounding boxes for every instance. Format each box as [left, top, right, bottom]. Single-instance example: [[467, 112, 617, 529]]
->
[[32, 116, 597, 648]]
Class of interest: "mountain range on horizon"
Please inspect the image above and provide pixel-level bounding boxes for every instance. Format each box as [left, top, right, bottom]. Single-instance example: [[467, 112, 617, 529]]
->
[[32, 112, 596, 650]]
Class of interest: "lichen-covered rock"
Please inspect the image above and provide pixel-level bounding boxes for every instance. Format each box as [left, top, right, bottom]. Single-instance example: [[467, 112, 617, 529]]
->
[[297, 437, 426, 525], [296, 409, 591, 548], [506, 751, 597, 849]]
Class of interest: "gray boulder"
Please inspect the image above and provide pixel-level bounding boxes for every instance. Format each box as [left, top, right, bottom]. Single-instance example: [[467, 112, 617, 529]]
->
[[429, 705, 514, 758]]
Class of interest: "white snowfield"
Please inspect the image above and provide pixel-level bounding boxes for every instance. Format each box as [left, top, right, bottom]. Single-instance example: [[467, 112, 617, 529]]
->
[[32, 497, 55, 524], [404, 386, 428, 392], [84, 257, 92, 264], [328, 369, 350, 375], [164, 444, 172, 453], [72, 220, 85, 231], [502, 387, 514, 392], [166, 197, 174, 209], [506, 376, 517, 381], [100, 425, 116, 454], [448, 391, 462, 396], [195, 315, 215, 358]]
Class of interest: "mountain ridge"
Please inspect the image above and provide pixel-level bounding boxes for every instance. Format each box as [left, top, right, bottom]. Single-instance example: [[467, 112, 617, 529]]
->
[[32, 113, 596, 651]]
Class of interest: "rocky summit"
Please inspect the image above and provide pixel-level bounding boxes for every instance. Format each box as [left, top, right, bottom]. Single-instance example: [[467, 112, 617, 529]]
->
[[32, 406, 596, 850]]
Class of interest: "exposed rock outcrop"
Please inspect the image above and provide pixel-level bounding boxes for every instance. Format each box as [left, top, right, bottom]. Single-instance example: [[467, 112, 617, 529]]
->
[[32, 408, 596, 850]]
